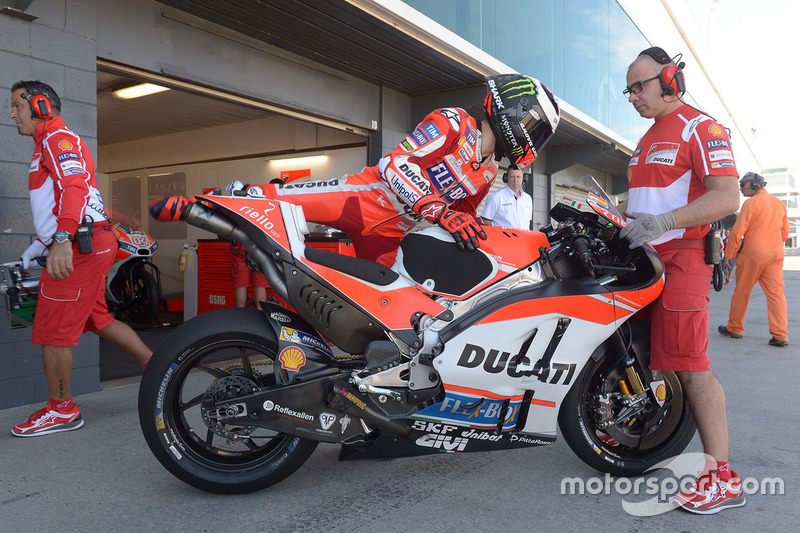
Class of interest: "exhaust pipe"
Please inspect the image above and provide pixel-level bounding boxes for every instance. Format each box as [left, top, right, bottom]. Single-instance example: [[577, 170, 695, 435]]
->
[[184, 202, 289, 302]]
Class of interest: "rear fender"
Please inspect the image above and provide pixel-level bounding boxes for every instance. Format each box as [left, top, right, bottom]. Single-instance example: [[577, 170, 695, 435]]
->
[[260, 301, 338, 376]]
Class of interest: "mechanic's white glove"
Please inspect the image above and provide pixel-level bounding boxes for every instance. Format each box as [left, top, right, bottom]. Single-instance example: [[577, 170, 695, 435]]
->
[[225, 180, 263, 197], [21, 238, 47, 269], [619, 211, 676, 249], [225, 180, 246, 192]]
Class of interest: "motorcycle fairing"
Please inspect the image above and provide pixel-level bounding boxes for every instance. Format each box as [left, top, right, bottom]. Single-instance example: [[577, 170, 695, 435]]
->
[[199, 195, 294, 259], [431, 305, 621, 437]]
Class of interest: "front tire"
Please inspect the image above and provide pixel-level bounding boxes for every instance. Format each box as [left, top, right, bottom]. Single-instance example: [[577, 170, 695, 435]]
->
[[125, 267, 159, 324], [138, 308, 318, 493], [559, 347, 696, 476]]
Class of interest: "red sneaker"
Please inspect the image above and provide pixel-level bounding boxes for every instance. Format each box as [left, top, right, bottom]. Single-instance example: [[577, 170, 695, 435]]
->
[[11, 404, 84, 437], [674, 469, 746, 514]]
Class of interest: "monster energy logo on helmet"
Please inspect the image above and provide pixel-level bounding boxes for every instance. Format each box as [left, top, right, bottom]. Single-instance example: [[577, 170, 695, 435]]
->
[[500, 79, 537, 98]]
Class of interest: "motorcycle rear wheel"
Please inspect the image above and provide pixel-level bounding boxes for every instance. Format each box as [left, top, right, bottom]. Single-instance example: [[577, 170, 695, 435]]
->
[[138, 308, 318, 494], [558, 349, 696, 477]]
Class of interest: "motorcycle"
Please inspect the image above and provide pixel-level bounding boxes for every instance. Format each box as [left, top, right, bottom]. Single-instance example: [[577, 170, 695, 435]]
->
[[1, 219, 162, 327], [139, 176, 696, 494], [106, 221, 162, 325]]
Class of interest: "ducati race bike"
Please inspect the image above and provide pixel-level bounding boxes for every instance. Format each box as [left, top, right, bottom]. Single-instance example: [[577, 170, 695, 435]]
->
[[139, 176, 695, 493], [106, 221, 162, 325]]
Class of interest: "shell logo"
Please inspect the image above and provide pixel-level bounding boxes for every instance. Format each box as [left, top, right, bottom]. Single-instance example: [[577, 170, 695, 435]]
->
[[655, 383, 667, 402], [708, 124, 724, 137], [58, 140, 73, 150], [279, 346, 306, 372]]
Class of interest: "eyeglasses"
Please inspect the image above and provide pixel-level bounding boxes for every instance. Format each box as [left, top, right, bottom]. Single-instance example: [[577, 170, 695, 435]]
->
[[622, 75, 661, 97]]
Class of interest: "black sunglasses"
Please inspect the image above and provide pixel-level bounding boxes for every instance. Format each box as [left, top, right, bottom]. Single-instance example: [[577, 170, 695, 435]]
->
[[623, 75, 661, 97]]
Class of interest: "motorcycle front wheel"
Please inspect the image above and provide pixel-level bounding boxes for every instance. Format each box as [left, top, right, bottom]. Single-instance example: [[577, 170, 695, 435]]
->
[[558, 347, 696, 477], [138, 308, 318, 494], [125, 267, 159, 324]]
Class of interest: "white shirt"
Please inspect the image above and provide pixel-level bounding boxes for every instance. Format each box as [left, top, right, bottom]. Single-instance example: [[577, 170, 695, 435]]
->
[[481, 185, 533, 230]]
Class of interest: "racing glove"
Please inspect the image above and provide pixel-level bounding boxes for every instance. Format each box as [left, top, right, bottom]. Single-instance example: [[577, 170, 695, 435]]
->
[[414, 195, 487, 251], [619, 211, 676, 249], [21, 238, 47, 269], [150, 196, 192, 221]]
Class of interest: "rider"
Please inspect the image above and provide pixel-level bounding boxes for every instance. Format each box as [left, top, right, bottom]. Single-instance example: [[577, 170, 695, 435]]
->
[[154, 74, 560, 266]]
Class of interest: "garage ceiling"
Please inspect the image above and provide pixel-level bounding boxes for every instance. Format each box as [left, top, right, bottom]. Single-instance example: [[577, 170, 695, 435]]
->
[[97, 70, 276, 145]]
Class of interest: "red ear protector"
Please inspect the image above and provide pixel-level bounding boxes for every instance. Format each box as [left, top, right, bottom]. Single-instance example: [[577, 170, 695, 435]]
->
[[25, 92, 53, 120], [659, 62, 686, 96]]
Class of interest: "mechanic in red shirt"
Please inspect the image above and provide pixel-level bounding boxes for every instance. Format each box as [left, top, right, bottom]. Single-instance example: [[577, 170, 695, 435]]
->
[[616, 48, 744, 514], [9, 80, 152, 437], [157, 74, 561, 266]]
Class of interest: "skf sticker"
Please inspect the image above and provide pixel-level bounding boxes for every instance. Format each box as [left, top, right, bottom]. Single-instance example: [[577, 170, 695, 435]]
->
[[708, 124, 724, 137], [58, 140, 73, 150], [278, 346, 306, 371]]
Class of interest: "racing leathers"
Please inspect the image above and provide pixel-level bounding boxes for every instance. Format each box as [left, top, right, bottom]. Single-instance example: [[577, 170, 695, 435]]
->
[[254, 107, 497, 266]]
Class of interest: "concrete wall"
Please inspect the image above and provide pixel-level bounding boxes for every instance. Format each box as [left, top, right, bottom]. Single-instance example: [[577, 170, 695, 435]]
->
[[0, 1, 101, 408], [0, 0, 99, 263]]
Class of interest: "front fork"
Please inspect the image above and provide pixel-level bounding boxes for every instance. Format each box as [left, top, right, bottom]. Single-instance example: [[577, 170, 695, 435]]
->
[[595, 329, 655, 429]]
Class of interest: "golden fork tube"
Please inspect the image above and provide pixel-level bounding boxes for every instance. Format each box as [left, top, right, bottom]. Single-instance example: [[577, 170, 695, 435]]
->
[[618, 378, 631, 395], [624, 366, 646, 394]]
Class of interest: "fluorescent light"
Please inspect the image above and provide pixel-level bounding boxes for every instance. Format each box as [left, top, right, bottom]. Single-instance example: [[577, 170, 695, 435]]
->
[[268, 154, 328, 168], [112, 83, 170, 99]]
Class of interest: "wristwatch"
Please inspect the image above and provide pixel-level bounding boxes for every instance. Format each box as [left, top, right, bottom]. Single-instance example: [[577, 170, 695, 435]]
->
[[52, 230, 74, 244]]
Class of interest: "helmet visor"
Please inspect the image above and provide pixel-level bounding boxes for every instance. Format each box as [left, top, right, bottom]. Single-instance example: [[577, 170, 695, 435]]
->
[[519, 108, 554, 155]]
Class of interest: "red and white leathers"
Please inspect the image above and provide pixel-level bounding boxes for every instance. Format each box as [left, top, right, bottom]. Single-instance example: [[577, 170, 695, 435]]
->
[[723, 188, 789, 341], [25, 115, 106, 251], [627, 104, 738, 371], [256, 108, 498, 266]]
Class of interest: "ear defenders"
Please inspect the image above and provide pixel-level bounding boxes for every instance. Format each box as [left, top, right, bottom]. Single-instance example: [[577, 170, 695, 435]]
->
[[24, 89, 53, 120], [502, 171, 508, 183], [659, 62, 686, 96], [638, 46, 686, 97]]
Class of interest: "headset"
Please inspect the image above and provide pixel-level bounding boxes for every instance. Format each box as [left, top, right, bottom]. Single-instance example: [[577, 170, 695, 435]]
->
[[24, 87, 54, 120], [639, 46, 686, 97], [740, 172, 766, 191], [502, 165, 527, 184]]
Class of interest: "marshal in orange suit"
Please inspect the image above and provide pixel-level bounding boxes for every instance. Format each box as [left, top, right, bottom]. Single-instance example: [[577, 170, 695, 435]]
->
[[718, 172, 789, 347]]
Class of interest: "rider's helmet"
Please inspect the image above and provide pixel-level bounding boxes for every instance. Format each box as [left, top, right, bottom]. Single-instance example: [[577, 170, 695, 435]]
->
[[740, 171, 766, 191], [483, 74, 560, 168]]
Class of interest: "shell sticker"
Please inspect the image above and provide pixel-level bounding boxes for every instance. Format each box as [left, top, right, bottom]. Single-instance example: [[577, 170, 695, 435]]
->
[[58, 140, 73, 150], [279, 346, 306, 372]]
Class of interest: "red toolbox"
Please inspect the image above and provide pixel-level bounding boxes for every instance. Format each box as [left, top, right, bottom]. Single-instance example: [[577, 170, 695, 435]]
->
[[196, 232, 355, 315]]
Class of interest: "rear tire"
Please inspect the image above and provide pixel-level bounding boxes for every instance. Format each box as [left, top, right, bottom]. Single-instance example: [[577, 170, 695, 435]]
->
[[138, 308, 318, 493], [559, 348, 696, 476]]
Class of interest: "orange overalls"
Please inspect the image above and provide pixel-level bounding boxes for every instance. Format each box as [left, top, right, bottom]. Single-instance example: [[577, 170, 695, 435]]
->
[[724, 188, 789, 341]]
